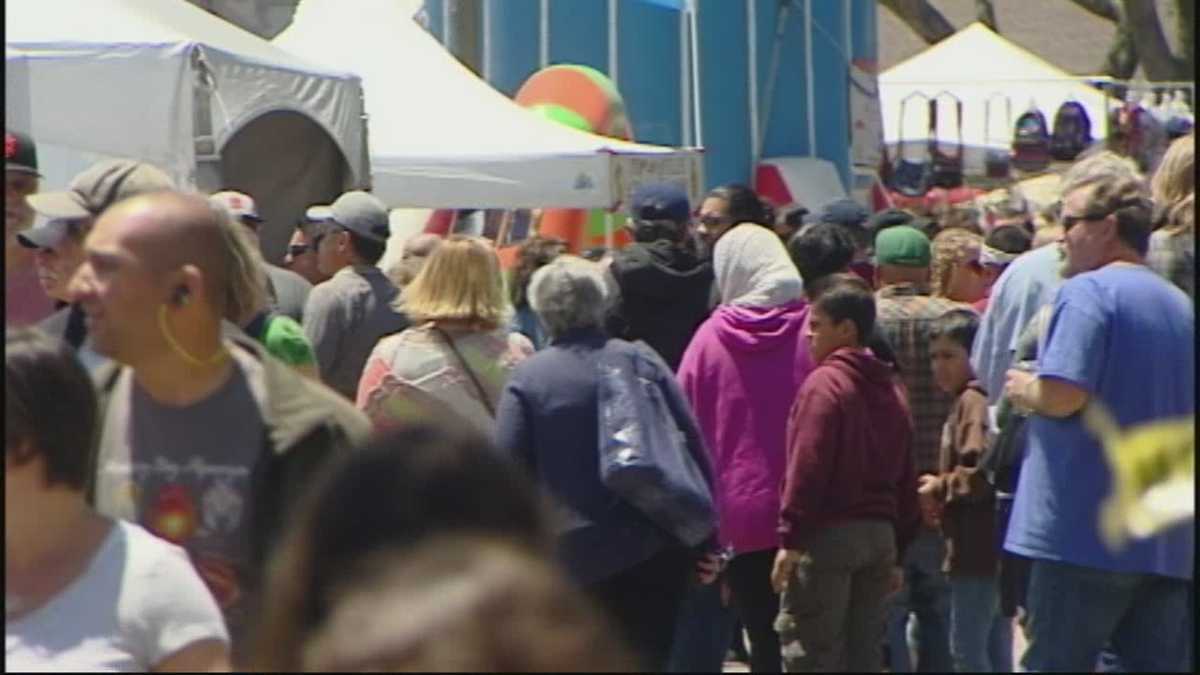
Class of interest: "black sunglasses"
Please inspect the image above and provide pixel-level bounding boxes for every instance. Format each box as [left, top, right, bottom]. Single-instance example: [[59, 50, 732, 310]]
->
[[1061, 199, 1147, 233], [697, 213, 732, 227], [287, 244, 311, 258]]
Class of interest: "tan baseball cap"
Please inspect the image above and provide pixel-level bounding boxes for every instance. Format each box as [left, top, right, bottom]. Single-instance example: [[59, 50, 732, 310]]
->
[[27, 158, 175, 221]]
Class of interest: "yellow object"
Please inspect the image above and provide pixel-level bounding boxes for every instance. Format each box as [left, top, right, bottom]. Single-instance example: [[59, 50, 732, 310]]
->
[[1084, 402, 1195, 551]]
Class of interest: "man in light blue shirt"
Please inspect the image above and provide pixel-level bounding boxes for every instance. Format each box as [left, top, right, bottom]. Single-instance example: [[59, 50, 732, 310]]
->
[[1003, 170, 1193, 672]]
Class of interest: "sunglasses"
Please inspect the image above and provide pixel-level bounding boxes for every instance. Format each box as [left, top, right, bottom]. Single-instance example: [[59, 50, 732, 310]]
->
[[1061, 199, 1148, 233], [697, 213, 732, 227], [287, 244, 311, 258]]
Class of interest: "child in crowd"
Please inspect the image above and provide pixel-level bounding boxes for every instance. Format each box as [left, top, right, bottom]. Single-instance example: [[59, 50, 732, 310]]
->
[[919, 309, 1012, 672]]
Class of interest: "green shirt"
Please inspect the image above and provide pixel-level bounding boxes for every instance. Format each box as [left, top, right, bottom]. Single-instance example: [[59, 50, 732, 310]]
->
[[259, 314, 317, 368]]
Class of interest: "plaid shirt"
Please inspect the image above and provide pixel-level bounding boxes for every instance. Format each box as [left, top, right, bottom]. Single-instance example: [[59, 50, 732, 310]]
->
[[876, 283, 964, 474]]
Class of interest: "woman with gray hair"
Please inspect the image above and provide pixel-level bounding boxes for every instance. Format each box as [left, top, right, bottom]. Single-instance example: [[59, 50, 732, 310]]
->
[[494, 255, 722, 672]]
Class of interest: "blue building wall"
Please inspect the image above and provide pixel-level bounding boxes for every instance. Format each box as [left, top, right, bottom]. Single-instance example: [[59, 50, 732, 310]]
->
[[424, 0, 875, 192]]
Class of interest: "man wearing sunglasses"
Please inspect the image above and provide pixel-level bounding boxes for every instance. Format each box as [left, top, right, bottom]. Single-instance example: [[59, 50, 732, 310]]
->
[[301, 191, 409, 399], [284, 221, 329, 286], [1002, 170, 1193, 672]]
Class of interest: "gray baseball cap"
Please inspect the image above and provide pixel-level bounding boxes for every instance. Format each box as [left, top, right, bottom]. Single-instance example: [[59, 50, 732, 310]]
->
[[19, 159, 175, 249], [26, 159, 174, 221], [305, 191, 389, 243]]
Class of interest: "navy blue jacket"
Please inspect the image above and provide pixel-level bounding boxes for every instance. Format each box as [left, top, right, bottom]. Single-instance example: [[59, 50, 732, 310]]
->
[[495, 328, 714, 584]]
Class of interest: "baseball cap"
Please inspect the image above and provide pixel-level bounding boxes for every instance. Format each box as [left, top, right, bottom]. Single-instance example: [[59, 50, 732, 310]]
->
[[27, 159, 175, 221], [210, 190, 263, 224], [817, 198, 870, 230], [874, 225, 931, 267], [865, 207, 915, 233], [629, 183, 691, 224], [305, 191, 389, 243], [5, 130, 41, 176], [19, 159, 175, 249]]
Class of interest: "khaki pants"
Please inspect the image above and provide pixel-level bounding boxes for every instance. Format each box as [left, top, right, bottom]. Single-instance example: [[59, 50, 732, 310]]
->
[[774, 519, 896, 672]]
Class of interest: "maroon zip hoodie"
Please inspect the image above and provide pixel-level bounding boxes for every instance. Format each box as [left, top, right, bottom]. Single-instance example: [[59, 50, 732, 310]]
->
[[778, 347, 920, 558]]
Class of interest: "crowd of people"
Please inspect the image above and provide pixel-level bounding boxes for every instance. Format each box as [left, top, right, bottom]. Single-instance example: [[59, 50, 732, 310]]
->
[[4, 124, 1194, 672]]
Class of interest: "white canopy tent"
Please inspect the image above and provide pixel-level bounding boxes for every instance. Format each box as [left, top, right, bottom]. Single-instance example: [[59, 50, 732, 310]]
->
[[274, 0, 703, 211], [5, 0, 370, 260], [879, 23, 1111, 175]]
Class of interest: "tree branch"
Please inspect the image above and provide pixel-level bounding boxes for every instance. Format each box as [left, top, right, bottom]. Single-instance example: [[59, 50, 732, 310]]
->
[[1172, 0, 1195, 78], [1065, 0, 1120, 22], [976, 0, 998, 32], [1120, 0, 1188, 80], [881, 0, 956, 44]]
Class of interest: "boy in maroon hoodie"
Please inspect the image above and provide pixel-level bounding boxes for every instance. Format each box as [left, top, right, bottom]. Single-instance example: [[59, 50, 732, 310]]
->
[[771, 274, 920, 672]]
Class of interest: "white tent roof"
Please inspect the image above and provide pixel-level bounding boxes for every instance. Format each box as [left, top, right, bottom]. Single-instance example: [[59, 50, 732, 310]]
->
[[6, 0, 368, 187], [879, 23, 1112, 174], [274, 0, 702, 210]]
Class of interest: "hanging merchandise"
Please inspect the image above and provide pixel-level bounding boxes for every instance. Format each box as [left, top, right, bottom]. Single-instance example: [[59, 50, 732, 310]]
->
[[1011, 105, 1052, 173], [984, 93, 1012, 179], [1049, 99, 1093, 161], [889, 91, 933, 197], [929, 92, 965, 189]]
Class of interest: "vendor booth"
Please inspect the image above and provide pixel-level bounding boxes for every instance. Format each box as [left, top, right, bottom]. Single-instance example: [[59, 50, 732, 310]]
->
[[5, 0, 370, 261]]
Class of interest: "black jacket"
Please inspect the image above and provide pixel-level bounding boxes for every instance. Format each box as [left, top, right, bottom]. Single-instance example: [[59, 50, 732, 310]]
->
[[605, 240, 714, 371]]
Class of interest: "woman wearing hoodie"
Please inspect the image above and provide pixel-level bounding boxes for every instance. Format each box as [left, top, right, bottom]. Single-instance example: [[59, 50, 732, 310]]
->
[[677, 224, 814, 673]]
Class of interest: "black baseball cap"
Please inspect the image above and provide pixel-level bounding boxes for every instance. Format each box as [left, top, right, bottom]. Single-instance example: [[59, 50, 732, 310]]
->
[[629, 183, 691, 224], [5, 129, 41, 176]]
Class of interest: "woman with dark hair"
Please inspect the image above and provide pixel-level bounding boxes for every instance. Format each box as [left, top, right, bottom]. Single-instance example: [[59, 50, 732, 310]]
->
[[697, 184, 774, 252], [508, 235, 568, 349], [5, 328, 229, 672], [249, 422, 552, 671]]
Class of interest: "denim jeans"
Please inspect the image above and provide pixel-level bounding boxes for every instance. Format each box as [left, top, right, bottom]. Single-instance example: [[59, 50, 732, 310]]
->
[[886, 527, 952, 672], [1021, 558, 1191, 672], [948, 575, 1012, 672], [667, 579, 734, 672]]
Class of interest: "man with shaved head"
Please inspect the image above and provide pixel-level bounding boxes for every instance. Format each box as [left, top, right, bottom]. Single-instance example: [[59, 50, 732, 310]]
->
[[70, 191, 371, 659]]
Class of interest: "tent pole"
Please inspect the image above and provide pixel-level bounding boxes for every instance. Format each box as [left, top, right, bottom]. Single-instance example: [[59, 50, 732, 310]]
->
[[605, 211, 615, 251], [608, 0, 619, 86], [540, 0, 550, 69], [804, 0, 816, 156], [680, 8, 693, 146], [482, 0, 492, 82], [748, 0, 759, 174], [756, 0, 791, 169], [689, 0, 704, 148]]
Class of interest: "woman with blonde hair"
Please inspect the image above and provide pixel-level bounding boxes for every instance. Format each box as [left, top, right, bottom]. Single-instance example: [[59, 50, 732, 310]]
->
[[356, 235, 533, 434], [930, 227, 988, 305], [1147, 133, 1194, 298]]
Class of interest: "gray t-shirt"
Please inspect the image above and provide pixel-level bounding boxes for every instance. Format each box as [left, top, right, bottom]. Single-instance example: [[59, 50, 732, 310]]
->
[[303, 264, 410, 399], [92, 351, 266, 642], [265, 263, 313, 323]]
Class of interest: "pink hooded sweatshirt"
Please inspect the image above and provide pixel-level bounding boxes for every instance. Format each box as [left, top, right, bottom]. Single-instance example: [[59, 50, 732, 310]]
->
[[677, 225, 815, 554]]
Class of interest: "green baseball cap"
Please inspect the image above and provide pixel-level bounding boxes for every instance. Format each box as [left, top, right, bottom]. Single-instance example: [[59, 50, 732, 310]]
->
[[873, 225, 931, 267]]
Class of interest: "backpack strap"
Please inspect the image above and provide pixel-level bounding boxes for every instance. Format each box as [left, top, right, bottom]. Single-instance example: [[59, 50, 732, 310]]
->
[[430, 325, 495, 418]]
